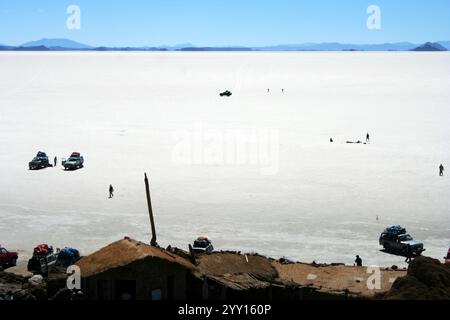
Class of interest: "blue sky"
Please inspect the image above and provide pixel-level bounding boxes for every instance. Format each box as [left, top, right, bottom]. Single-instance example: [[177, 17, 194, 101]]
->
[[0, 0, 449, 46]]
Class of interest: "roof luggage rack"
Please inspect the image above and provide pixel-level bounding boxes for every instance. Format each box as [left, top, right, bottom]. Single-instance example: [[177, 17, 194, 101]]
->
[[384, 225, 407, 235]]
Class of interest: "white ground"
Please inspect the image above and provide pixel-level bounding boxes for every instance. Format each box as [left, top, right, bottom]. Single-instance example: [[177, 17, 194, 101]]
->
[[0, 52, 449, 268]]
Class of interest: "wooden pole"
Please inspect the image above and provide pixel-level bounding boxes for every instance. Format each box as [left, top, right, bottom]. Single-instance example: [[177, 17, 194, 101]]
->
[[145, 173, 157, 246]]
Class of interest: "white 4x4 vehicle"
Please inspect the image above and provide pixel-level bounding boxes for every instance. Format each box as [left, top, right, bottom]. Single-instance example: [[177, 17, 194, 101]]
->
[[192, 237, 214, 254], [379, 226, 425, 256], [62, 152, 84, 170]]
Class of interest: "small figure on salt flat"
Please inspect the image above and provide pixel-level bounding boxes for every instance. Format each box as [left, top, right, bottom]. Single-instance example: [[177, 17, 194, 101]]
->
[[366, 133, 370, 143], [439, 164, 445, 176], [109, 184, 114, 198]]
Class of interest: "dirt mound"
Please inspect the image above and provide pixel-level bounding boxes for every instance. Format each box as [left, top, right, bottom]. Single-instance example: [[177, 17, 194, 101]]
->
[[76, 238, 194, 277], [382, 256, 450, 300], [0, 271, 27, 284], [275, 262, 405, 298], [196, 252, 277, 279]]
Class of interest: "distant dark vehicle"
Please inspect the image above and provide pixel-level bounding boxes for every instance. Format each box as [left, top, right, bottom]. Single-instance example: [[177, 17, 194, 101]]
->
[[445, 248, 450, 264], [379, 225, 425, 256], [56, 247, 80, 267], [27, 244, 58, 274], [29, 151, 50, 170], [0, 246, 18, 270], [220, 90, 232, 97], [192, 237, 214, 254], [62, 152, 84, 170]]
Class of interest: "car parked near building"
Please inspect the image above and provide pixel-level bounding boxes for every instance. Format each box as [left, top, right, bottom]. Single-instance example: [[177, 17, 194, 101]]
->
[[55, 247, 80, 268], [27, 244, 59, 274], [0, 246, 18, 270]]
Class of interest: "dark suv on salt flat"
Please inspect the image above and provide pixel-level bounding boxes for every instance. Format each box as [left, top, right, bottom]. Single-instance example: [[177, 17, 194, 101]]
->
[[192, 237, 214, 254], [29, 151, 50, 170]]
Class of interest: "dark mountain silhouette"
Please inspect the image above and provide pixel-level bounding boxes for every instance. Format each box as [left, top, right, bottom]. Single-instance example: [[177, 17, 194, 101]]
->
[[14, 45, 50, 51], [411, 42, 448, 51]]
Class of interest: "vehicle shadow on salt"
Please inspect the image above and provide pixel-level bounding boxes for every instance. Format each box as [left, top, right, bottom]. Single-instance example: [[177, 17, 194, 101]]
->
[[62, 165, 84, 171], [379, 248, 422, 259], [29, 165, 53, 171]]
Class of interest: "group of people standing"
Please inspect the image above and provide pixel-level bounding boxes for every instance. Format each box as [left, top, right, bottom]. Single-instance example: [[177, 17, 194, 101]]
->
[[267, 88, 284, 93], [329, 133, 446, 177], [330, 133, 370, 144]]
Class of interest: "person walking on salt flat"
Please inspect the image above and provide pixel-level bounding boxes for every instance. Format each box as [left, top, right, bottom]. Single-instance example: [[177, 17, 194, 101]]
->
[[366, 133, 370, 143], [109, 184, 114, 198], [439, 164, 445, 176]]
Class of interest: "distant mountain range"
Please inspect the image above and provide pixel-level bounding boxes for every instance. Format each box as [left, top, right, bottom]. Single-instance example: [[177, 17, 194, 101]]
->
[[256, 42, 423, 51], [1, 38, 450, 52], [21, 38, 93, 49]]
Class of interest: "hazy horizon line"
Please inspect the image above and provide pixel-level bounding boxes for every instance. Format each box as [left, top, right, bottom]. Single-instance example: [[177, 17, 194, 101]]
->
[[2, 38, 450, 49]]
